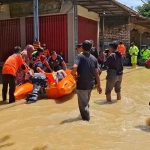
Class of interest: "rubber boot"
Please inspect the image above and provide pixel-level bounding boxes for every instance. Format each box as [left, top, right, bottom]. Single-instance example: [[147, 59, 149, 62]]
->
[[134, 63, 137, 69], [132, 64, 134, 68], [132, 63, 135, 69], [117, 93, 121, 100], [106, 94, 111, 102]]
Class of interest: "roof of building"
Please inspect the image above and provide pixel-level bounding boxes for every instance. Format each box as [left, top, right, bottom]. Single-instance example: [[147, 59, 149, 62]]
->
[[77, 0, 150, 29], [77, 0, 140, 16], [1, 0, 150, 29]]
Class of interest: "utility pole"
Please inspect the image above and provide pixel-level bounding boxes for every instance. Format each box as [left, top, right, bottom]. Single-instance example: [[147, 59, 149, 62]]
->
[[33, 0, 40, 50], [102, 11, 105, 51], [33, 0, 39, 42], [74, 0, 78, 56]]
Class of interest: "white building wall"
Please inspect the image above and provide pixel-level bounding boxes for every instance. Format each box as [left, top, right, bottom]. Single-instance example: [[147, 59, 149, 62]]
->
[[0, 4, 10, 20], [78, 5, 99, 21], [67, 5, 99, 64]]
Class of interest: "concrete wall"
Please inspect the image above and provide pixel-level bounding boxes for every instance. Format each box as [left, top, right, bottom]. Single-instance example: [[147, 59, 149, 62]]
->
[[127, 23, 150, 48], [20, 17, 26, 49], [100, 24, 130, 48], [67, 7, 75, 64], [100, 16, 130, 49], [0, 4, 10, 20], [78, 5, 99, 21], [67, 5, 99, 64], [0, 1, 73, 20]]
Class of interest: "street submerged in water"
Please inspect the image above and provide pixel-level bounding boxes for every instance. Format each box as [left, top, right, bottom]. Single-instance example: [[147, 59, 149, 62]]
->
[[0, 67, 150, 150]]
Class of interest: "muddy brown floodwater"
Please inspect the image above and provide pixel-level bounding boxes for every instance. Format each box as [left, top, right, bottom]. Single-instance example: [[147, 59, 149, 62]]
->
[[0, 67, 150, 150]]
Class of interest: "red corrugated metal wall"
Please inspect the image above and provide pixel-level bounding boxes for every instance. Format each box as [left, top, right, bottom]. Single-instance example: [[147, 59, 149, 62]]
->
[[0, 19, 21, 62], [78, 16, 98, 47], [26, 15, 68, 62]]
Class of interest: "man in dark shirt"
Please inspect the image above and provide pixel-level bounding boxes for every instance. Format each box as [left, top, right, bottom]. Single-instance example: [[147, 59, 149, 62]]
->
[[71, 40, 102, 121], [103, 42, 123, 102], [89, 40, 98, 59], [89, 40, 101, 82], [47, 51, 67, 72]]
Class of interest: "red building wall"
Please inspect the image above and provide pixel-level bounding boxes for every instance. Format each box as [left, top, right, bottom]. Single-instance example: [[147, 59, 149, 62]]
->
[[25, 14, 68, 62], [0, 19, 21, 62], [78, 16, 98, 47]]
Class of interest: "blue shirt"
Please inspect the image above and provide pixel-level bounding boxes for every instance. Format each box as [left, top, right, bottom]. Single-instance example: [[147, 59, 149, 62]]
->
[[74, 53, 98, 90], [47, 55, 64, 68], [32, 61, 43, 73]]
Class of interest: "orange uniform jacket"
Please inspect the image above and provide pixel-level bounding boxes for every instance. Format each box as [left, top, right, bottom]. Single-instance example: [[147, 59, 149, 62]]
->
[[117, 44, 126, 56], [2, 53, 28, 76]]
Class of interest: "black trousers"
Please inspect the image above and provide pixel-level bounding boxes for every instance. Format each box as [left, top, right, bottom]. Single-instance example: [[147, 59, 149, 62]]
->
[[2, 74, 16, 103]]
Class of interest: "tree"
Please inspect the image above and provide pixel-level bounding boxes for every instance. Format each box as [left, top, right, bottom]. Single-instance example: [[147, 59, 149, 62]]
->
[[136, 0, 150, 18]]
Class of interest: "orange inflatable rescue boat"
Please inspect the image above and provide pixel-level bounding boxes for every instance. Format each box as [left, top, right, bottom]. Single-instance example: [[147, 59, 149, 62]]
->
[[14, 70, 76, 100]]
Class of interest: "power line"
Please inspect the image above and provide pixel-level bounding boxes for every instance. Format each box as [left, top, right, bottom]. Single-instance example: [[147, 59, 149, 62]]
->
[[141, 0, 147, 4]]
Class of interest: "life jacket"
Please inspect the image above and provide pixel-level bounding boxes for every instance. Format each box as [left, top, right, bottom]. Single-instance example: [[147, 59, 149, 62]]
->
[[2, 53, 28, 76], [117, 44, 126, 55]]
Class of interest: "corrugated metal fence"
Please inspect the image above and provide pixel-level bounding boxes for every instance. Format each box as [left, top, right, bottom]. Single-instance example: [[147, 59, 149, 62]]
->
[[0, 19, 21, 62], [26, 14, 68, 62], [78, 16, 98, 47], [0, 15, 97, 63]]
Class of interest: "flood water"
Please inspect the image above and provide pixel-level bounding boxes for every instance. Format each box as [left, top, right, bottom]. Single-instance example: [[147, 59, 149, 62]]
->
[[0, 67, 150, 150]]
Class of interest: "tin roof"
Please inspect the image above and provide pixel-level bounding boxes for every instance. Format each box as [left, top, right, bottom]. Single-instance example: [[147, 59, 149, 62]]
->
[[77, 0, 150, 29], [77, 0, 142, 16]]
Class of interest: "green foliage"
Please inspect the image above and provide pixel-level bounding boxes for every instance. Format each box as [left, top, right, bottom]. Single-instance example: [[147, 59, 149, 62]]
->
[[136, 0, 150, 18]]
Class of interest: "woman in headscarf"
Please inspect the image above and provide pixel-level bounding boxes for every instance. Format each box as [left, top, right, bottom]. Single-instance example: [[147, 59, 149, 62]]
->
[[16, 45, 34, 85]]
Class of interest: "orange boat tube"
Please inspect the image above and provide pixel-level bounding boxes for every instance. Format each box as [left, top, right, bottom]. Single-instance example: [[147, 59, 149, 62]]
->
[[14, 83, 33, 100], [46, 70, 76, 99]]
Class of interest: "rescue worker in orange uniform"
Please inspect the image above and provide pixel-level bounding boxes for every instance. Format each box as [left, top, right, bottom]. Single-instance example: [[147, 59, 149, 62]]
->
[[42, 44, 50, 58], [117, 42, 126, 57], [2, 46, 30, 103]]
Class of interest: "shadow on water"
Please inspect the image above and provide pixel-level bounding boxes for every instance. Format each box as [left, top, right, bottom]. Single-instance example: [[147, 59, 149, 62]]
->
[[0, 135, 14, 149], [94, 100, 118, 105], [0, 100, 25, 111], [135, 125, 150, 133], [60, 116, 82, 124], [125, 67, 133, 69], [54, 90, 76, 104], [0, 101, 8, 106]]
